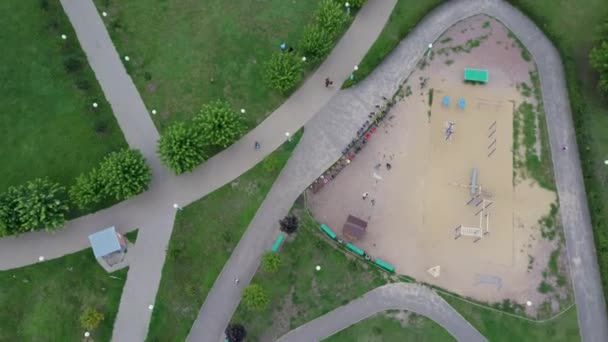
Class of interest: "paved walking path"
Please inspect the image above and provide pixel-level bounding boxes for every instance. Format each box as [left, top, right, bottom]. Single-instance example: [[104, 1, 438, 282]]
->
[[276, 283, 487, 342], [1, 0, 605, 341], [188, 0, 608, 341]]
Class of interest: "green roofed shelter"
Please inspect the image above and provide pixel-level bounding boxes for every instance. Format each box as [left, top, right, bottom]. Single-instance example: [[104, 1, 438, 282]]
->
[[464, 68, 489, 83]]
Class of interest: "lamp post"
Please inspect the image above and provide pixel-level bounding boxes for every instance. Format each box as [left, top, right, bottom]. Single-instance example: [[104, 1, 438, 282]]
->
[[285, 132, 292, 142], [427, 43, 433, 57], [345, 2, 350, 15]]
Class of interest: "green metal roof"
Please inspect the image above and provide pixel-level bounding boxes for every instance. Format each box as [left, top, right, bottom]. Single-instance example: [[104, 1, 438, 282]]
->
[[464, 68, 489, 83]]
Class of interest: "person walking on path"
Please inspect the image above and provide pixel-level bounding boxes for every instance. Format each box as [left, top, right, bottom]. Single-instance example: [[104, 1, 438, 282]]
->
[[325, 78, 333, 87]]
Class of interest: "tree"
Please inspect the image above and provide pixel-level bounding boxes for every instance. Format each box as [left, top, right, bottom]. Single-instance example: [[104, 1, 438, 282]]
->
[[69, 169, 103, 209], [261, 251, 282, 273], [225, 323, 247, 342], [99, 149, 152, 200], [194, 100, 245, 148], [264, 51, 303, 93], [590, 41, 608, 95], [315, 0, 347, 34], [279, 214, 299, 234], [242, 283, 269, 311], [300, 24, 333, 61], [158, 121, 206, 174], [15, 178, 69, 233], [0, 187, 21, 236], [80, 307, 104, 330]]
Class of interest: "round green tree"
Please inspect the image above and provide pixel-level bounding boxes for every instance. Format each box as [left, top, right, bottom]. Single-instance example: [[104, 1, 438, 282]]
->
[[261, 251, 282, 273], [15, 178, 69, 233], [300, 24, 333, 61], [194, 100, 245, 148], [69, 169, 103, 210], [315, 0, 348, 34], [264, 52, 303, 93], [99, 149, 152, 200], [158, 121, 206, 174], [242, 283, 269, 311]]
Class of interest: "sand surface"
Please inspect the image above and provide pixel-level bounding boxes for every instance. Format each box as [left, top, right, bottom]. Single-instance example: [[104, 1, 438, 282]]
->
[[309, 15, 561, 307]]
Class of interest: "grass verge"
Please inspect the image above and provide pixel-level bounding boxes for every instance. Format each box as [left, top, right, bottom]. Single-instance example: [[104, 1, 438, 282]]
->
[[343, 0, 445, 88], [93, 0, 349, 131], [231, 204, 388, 341], [440, 293, 580, 342], [146, 131, 302, 341], [0, 248, 127, 341], [0, 0, 127, 193], [323, 310, 455, 341]]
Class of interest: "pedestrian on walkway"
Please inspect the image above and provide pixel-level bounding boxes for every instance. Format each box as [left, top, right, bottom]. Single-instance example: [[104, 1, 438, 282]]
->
[[235, 278, 239, 284], [362, 192, 368, 200], [562, 145, 568, 151], [325, 78, 333, 87]]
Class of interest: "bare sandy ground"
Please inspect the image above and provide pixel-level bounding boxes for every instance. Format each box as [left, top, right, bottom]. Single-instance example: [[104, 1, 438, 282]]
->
[[309, 15, 561, 308]]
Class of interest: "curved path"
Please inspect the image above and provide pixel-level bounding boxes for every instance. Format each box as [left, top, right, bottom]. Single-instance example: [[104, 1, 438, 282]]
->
[[276, 283, 487, 342], [189, 0, 608, 341]]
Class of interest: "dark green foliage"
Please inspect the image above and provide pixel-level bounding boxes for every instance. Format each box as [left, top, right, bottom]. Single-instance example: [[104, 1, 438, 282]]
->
[[316, 0, 348, 34], [261, 252, 281, 273], [344, 0, 368, 9], [264, 52, 303, 93], [242, 284, 269, 311], [69, 149, 151, 211], [0, 178, 69, 235], [590, 41, 608, 95], [99, 149, 151, 200], [225, 323, 247, 342], [158, 122, 206, 174], [279, 214, 299, 234], [194, 100, 245, 148], [300, 24, 333, 61], [69, 169, 104, 209]]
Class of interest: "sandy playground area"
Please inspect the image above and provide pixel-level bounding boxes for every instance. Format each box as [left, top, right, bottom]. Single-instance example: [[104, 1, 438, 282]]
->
[[309, 15, 562, 307]]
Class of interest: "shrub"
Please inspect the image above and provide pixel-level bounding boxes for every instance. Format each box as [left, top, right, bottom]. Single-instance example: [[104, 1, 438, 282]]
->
[[14, 178, 69, 233], [264, 52, 303, 93], [99, 149, 152, 200], [279, 215, 299, 234], [315, 0, 348, 34], [261, 252, 281, 273], [300, 24, 334, 61], [64, 56, 83, 73], [194, 100, 245, 148], [69, 170, 104, 209], [242, 284, 269, 311], [0, 187, 22, 236], [158, 122, 206, 174], [80, 307, 104, 330], [225, 323, 247, 342], [590, 41, 608, 95]]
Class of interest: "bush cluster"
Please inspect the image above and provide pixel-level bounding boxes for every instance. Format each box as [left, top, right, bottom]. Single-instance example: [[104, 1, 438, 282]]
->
[[0, 178, 69, 236], [157, 100, 245, 174], [70, 149, 152, 209]]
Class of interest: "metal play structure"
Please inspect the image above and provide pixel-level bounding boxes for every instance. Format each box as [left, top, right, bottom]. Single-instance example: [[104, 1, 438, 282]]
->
[[452, 168, 493, 242]]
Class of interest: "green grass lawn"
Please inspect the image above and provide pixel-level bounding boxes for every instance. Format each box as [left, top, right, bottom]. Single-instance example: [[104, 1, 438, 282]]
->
[[0, 248, 127, 341], [441, 294, 580, 342], [94, 0, 330, 131], [230, 207, 388, 341], [343, 0, 445, 88], [0, 0, 126, 193], [505, 0, 608, 305], [323, 310, 455, 342], [146, 131, 302, 341]]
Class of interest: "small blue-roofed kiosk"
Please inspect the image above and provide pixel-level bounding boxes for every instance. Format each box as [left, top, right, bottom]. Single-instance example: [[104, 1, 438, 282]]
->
[[89, 226, 128, 269]]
